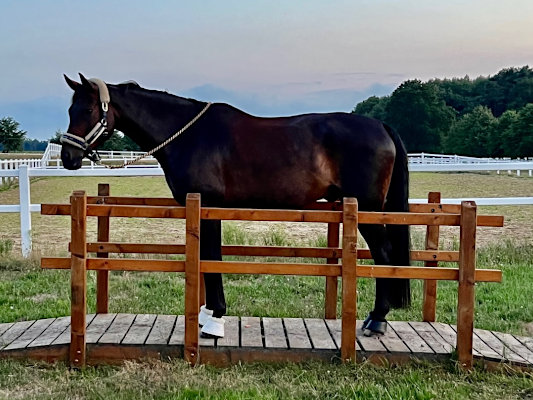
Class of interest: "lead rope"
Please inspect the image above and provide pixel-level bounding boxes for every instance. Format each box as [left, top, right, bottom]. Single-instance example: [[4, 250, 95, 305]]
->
[[105, 102, 212, 169]]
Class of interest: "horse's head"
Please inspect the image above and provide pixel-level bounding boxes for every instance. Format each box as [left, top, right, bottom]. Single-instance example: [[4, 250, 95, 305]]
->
[[61, 74, 116, 169]]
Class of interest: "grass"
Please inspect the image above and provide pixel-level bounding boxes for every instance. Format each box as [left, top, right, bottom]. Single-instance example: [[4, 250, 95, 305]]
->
[[0, 358, 531, 400]]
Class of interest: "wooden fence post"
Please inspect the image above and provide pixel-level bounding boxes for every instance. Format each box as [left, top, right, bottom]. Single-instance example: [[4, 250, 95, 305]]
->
[[96, 183, 110, 314], [325, 221, 340, 319], [185, 193, 201, 365], [423, 191, 441, 322], [341, 197, 358, 362], [70, 190, 87, 368], [457, 201, 477, 369]]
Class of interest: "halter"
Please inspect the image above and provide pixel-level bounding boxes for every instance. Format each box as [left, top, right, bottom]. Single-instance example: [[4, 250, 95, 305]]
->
[[60, 78, 111, 162]]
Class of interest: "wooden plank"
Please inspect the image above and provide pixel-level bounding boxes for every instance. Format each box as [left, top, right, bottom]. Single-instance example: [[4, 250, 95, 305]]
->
[[184, 193, 201, 365], [145, 315, 177, 345], [240, 317, 262, 348], [456, 201, 477, 369], [217, 316, 240, 348], [341, 197, 357, 362], [491, 331, 533, 364], [388, 321, 434, 354], [515, 334, 533, 353], [377, 324, 411, 354], [28, 317, 71, 348], [358, 212, 460, 226], [41, 257, 501, 283], [4, 318, 55, 350], [121, 314, 157, 345], [283, 318, 311, 349], [472, 330, 514, 360], [429, 322, 457, 348], [59, 246, 461, 263], [96, 183, 110, 314], [324, 319, 360, 350], [168, 315, 185, 345], [88, 243, 185, 255], [86, 313, 116, 344], [98, 314, 136, 344], [355, 320, 387, 352], [87, 204, 186, 219], [70, 190, 87, 368], [408, 322, 453, 354], [263, 318, 287, 349], [52, 314, 96, 345], [0, 323, 14, 337], [201, 261, 341, 276], [87, 196, 180, 206], [474, 329, 526, 364], [423, 192, 440, 322], [325, 222, 340, 319], [202, 207, 342, 223], [0, 321, 35, 350], [305, 318, 336, 350]]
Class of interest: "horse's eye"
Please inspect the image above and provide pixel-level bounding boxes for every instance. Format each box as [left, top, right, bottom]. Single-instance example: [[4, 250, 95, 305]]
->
[[86, 108, 93, 114]]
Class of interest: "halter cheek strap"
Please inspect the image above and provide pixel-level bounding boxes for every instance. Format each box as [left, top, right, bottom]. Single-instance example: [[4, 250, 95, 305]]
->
[[60, 78, 111, 153]]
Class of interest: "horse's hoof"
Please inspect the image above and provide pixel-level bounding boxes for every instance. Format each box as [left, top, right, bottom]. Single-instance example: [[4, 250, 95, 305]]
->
[[200, 316, 225, 338], [198, 305, 213, 327], [362, 319, 387, 336]]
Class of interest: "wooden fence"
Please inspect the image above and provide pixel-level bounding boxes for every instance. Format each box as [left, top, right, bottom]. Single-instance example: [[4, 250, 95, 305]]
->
[[40, 185, 503, 368]]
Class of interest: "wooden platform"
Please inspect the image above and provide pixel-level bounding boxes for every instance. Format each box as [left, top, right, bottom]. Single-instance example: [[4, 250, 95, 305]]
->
[[1, 314, 532, 368]]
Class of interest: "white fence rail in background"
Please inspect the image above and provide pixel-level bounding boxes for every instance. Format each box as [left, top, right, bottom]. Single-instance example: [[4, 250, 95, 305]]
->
[[1, 148, 533, 257]]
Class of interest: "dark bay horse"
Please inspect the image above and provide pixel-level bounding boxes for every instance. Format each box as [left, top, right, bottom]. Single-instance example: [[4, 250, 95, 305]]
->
[[61, 74, 411, 337]]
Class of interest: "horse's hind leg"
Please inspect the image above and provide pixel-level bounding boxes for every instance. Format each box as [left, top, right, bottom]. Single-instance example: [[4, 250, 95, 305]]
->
[[358, 224, 394, 336], [200, 219, 226, 316]]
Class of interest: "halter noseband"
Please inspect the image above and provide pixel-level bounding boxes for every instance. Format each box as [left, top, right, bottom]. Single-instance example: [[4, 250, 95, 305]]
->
[[60, 78, 111, 162]]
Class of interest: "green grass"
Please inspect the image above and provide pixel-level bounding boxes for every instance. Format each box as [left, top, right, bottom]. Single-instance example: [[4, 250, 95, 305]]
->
[[0, 358, 531, 400]]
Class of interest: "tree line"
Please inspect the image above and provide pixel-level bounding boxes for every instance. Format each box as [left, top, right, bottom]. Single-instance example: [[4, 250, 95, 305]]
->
[[353, 66, 533, 157]]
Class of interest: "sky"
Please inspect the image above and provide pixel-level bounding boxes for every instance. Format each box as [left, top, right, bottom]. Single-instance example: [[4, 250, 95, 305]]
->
[[1, 1, 532, 140]]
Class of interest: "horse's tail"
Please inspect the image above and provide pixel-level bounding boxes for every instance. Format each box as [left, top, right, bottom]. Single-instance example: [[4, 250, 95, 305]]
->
[[383, 123, 411, 308]]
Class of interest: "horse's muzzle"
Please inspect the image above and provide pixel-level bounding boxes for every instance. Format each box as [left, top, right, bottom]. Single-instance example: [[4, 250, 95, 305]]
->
[[61, 146, 84, 170]]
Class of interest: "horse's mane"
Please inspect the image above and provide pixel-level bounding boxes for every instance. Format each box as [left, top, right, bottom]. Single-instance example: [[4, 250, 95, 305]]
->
[[116, 81, 204, 107]]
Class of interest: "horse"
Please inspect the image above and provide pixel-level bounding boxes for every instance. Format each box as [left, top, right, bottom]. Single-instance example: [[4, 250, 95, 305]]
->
[[60, 73, 411, 338]]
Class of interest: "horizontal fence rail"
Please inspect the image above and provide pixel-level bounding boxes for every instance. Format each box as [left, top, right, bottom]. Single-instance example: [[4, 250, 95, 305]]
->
[[39, 187, 503, 368]]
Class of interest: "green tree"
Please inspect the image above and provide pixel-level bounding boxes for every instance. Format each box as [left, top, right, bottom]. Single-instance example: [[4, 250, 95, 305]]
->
[[444, 106, 496, 156], [50, 129, 63, 144], [511, 104, 533, 157], [0, 117, 26, 152], [492, 110, 518, 157], [385, 80, 455, 152], [352, 95, 390, 120]]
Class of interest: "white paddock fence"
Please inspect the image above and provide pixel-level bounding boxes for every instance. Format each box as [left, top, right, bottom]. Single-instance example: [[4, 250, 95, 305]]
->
[[1, 151, 533, 257]]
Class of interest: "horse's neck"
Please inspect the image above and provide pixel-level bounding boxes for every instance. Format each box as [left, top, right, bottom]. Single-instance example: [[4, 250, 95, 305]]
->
[[110, 87, 201, 153]]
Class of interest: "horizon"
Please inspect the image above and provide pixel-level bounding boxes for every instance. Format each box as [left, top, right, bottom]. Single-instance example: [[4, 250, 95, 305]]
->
[[1, 1, 532, 140]]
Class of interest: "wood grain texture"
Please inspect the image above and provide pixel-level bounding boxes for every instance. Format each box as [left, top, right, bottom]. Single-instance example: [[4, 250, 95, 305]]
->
[[70, 190, 87, 368], [325, 222, 340, 319], [423, 192, 440, 322], [305, 319, 336, 350], [240, 317, 262, 348], [263, 318, 287, 349], [341, 198, 357, 362], [96, 183, 110, 314], [284, 318, 311, 349], [184, 193, 201, 365], [121, 314, 157, 345], [456, 201, 477, 369]]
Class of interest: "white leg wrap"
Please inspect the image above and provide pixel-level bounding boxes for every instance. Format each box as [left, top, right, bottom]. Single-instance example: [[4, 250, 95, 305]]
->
[[201, 316, 225, 338], [198, 305, 213, 327]]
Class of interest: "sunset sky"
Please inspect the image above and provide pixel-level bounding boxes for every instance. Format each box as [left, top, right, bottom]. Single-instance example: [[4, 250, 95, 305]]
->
[[1, 0, 532, 139]]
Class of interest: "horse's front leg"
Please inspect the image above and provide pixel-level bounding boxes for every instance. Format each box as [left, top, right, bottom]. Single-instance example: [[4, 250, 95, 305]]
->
[[199, 219, 226, 338]]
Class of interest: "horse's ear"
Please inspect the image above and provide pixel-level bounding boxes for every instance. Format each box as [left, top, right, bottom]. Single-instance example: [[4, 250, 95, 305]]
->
[[64, 74, 79, 91], [78, 73, 95, 91]]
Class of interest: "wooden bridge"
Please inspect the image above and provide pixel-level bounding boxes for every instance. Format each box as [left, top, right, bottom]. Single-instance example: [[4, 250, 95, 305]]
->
[[1, 186, 519, 369], [1, 314, 532, 369]]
